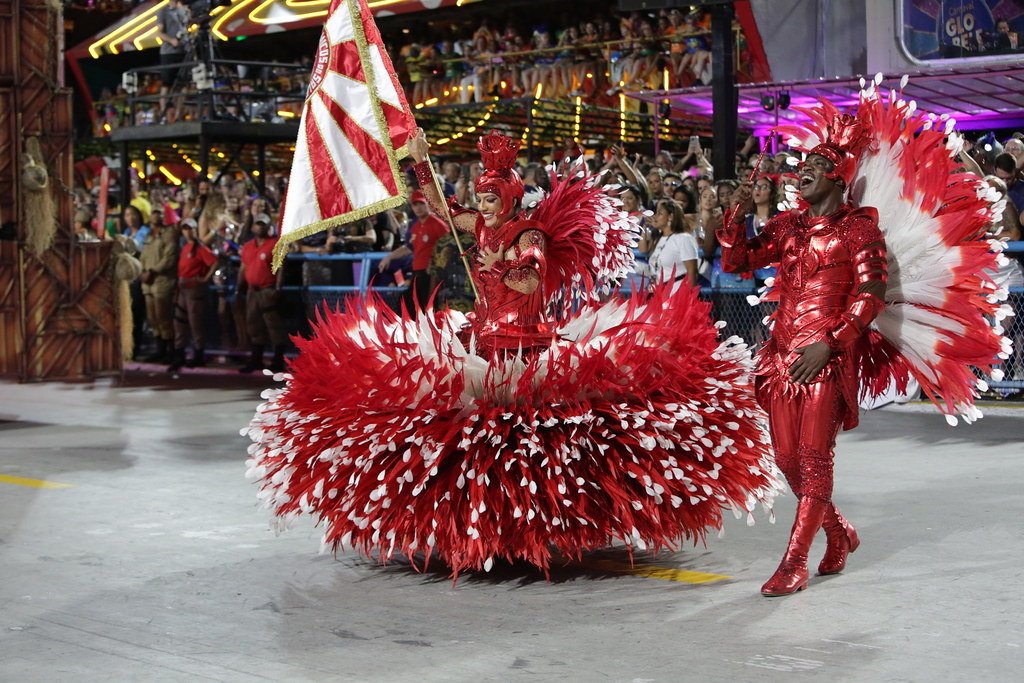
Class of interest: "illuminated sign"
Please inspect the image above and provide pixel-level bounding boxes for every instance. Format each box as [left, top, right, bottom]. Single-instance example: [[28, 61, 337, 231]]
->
[[81, 0, 479, 58]]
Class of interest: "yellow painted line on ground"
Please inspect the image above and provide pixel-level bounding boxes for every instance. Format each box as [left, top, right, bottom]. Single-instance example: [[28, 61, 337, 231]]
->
[[0, 474, 74, 489], [586, 559, 731, 585]]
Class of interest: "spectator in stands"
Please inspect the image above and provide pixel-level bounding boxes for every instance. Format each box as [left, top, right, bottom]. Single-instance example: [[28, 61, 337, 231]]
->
[[672, 184, 696, 213], [198, 193, 226, 246], [664, 172, 691, 209], [406, 44, 433, 106], [618, 183, 646, 222], [74, 209, 100, 243], [746, 176, 779, 237], [496, 24, 529, 97], [1004, 137, 1024, 175], [986, 174, 1023, 252], [453, 171, 474, 208], [378, 191, 449, 315], [675, 9, 708, 84], [241, 196, 272, 244], [521, 162, 548, 209], [122, 205, 149, 253], [633, 19, 664, 90], [645, 166, 668, 208], [665, 8, 692, 86], [156, 0, 188, 122], [994, 152, 1024, 221], [184, 179, 211, 222], [552, 27, 581, 96], [654, 150, 674, 171], [237, 216, 286, 374], [196, 190, 248, 353], [328, 219, 378, 253], [120, 205, 150, 357], [370, 210, 400, 252], [639, 198, 699, 291], [607, 19, 637, 94], [521, 29, 555, 97], [691, 185, 723, 260], [715, 178, 738, 212], [461, 31, 496, 103], [139, 211, 180, 363], [441, 161, 462, 198], [168, 218, 217, 372], [680, 173, 698, 194], [438, 40, 464, 88]]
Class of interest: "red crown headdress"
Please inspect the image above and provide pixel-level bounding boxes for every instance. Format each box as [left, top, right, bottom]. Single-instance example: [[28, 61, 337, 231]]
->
[[780, 99, 872, 186], [809, 111, 871, 185], [477, 131, 520, 172], [475, 131, 524, 219]]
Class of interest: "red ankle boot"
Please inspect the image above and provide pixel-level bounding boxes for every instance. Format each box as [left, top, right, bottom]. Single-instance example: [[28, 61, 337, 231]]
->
[[761, 497, 828, 596], [818, 504, 859, 575]]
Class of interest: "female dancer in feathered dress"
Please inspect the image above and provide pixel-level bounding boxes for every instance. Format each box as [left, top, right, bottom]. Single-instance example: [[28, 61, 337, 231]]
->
[[244, 129, 782, 578]]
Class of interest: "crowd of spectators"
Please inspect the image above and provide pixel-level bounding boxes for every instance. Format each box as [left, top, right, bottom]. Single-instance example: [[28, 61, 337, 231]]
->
[[393, 6, 718, 108], [89, 4, 730, 137]]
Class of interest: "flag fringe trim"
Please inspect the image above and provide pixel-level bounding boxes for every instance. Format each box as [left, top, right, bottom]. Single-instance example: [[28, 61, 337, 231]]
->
[[349, 0, 407, 204], [271, 193, 409, 271]]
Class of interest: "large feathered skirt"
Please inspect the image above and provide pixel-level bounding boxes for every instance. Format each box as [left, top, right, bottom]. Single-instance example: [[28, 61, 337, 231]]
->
[[244, 284, 782, 577]]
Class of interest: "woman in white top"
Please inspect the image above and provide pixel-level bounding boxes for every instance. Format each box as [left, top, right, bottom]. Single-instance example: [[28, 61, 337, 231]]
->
[[643, 198, 699, 291]]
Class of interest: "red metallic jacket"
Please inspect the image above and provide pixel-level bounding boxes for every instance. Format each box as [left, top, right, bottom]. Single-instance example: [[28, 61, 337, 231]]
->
[[718, 205, 888, 429]]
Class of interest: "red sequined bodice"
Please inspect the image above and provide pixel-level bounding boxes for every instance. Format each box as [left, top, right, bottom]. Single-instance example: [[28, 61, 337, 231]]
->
[[471, 215, 553, 352]]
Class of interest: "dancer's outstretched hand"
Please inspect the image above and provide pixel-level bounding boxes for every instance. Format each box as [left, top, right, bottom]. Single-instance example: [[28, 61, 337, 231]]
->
[[789, 341, 831, 384], [732, 182, 754, 217], [408, 128, 430, 163]]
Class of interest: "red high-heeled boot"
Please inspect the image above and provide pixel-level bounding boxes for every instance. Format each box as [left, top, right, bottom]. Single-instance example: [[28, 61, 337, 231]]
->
[[761, 497, 828, 596], [818, 504, 860, 575]]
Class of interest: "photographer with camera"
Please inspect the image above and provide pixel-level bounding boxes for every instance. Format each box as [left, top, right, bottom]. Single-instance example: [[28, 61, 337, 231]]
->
[[157, 0, 189, 122]]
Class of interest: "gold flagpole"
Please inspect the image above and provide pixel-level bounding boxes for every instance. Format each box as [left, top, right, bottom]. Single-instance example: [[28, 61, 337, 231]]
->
[[420, 154, 481, 303]]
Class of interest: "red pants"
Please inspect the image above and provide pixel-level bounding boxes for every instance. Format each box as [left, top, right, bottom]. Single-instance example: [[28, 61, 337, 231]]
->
[[763, 374, 844, 503]]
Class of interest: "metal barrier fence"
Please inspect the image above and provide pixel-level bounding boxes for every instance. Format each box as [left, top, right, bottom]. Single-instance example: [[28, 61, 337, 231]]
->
[[213, 244, 1024, 392]]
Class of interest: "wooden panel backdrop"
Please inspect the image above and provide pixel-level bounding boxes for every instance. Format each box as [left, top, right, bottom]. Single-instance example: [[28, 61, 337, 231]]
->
[[0, 0, 120, 381]]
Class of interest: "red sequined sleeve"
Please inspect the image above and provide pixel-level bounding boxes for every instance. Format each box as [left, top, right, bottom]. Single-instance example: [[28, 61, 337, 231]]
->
[[825, 217, 888, 351], [493, 230, 546, 294], [717, 211, 781, 273]]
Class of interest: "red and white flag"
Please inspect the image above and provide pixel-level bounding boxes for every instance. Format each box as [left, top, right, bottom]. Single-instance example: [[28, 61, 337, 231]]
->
[[273, 0, 416, 268]]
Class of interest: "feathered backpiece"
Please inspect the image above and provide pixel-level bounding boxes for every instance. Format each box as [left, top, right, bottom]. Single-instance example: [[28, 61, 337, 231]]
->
[[527, 157, 640, 311], [780, 74, 1012, 424]]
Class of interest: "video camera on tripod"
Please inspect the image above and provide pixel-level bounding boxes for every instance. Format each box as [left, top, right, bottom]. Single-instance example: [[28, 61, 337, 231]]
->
[[178, 0, 231, 90], [185, 0, 231, 26]]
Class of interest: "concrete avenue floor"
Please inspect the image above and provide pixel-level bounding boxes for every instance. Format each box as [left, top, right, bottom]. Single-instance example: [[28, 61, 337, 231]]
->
[[1, 372, 1022, 682]]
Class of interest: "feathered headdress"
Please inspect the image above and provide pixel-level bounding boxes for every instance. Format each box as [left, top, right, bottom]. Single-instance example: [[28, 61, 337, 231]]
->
[[779, 98, 871, 186], [475, 131, 524, 219]]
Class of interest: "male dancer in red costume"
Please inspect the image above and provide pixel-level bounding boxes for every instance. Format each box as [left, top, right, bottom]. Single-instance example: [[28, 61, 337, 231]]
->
[[718, 121, 888, 596]]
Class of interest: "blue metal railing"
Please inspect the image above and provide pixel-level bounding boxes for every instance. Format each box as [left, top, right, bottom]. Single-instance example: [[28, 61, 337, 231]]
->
[[228, 243, 1024, 391]]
